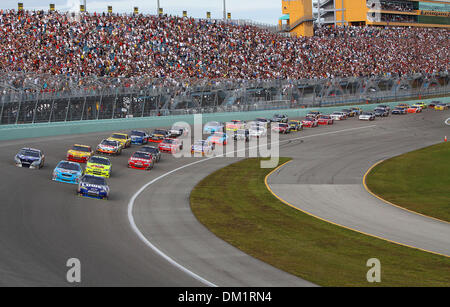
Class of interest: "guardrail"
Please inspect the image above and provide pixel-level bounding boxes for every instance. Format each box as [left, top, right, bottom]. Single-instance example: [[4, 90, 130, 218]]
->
[[1, 97, 448, 142]]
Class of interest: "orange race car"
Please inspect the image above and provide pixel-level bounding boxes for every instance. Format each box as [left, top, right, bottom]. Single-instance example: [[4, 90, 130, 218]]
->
[[407, 105, 422, 113], [66, 144, 94, 163]]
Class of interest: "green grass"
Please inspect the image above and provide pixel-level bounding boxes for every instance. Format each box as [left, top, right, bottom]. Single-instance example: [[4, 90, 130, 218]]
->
[[190, 158, 450, 287], [366, 142, 450, 222]]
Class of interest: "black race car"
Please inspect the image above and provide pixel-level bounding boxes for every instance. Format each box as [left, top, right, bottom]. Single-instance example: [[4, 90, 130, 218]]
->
[[233, 129, 250, 142], [140, 145, 162, 163], [149, 129, 170, 143], [373, 107, 389, 117]]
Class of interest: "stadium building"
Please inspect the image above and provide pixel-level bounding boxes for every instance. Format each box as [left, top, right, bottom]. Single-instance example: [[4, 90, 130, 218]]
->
[[279, 0, 450, 37]]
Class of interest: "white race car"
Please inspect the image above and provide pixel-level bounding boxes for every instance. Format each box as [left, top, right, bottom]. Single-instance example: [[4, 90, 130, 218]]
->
[[169, 125, 189, 138], [330, 112, 347, 120], [249, 125, 267, 138], [359, 112, 376, 121]]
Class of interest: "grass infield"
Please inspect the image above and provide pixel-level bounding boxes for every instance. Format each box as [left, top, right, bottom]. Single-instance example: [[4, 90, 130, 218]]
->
[[366, 142, 450, 222], [190, 158, 450, 287]]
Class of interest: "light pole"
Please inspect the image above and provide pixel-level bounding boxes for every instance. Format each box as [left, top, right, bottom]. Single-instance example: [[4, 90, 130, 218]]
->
[[223, 0, 226, 20], [157, 0, 160, 12]]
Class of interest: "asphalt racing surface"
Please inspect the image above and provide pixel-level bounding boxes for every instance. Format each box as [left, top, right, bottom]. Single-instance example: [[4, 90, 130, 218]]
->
[[268, 110, 450, 257], [0, 108, 449, 286]]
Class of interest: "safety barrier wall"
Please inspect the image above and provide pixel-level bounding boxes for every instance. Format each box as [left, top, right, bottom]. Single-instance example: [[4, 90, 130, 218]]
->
[[0, 97, 448, 142]]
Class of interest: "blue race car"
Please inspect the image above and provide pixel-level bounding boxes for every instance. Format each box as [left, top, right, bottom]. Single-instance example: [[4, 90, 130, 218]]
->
[[52, 160, 83, 184], [77, 175, 110, 200], [130, 130, 149, 145], [203, 121, 224, 134], [14, 148, 45, 169], [207, 132, 230, 145]]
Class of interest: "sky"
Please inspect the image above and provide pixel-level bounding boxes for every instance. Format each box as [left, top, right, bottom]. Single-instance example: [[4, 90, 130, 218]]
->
[[1, 0, 282, 25]]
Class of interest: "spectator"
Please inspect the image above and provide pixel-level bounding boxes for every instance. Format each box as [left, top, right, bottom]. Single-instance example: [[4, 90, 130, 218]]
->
[[0, 9, 447, 85]]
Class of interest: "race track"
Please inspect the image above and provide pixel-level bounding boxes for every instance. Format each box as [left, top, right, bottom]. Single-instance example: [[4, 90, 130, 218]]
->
[[0, 107, 449, 286], [268, 110, 450, 257]]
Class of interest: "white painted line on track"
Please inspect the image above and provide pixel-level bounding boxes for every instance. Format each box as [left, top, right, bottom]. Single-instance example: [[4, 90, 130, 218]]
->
[[127, 124, 377, 287]]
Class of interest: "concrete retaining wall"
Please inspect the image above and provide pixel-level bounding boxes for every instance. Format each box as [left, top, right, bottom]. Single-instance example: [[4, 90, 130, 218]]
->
[[1, 97, 448, 141]]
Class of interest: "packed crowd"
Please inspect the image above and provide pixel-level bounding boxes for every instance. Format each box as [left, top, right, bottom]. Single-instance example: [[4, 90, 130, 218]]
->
[[378, 0, 415, 12], [0, 10, 448, 83], [380, 13, 417, 23]]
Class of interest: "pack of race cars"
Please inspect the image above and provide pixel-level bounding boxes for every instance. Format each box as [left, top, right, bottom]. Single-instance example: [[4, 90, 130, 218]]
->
[[13, 128, 185, 200], [13, 100, 448, 200]]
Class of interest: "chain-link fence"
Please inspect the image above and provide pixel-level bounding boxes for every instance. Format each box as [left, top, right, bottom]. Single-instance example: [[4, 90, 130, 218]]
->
[[0, 72, 448, 125]]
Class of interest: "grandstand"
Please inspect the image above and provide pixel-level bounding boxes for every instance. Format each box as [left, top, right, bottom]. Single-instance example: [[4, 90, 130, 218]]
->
[[0, 7, 448, 124], [281, 0, 450, 37]]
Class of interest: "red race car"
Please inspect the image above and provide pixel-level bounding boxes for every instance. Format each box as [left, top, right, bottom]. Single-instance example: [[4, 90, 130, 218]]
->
[[302, 117, 319, 128], [158, 138, 184, 153], [128, 151, 154, 170], [271, 123, 290, 134], [407, 106, 422, 113], [318, 115, 334, 125]]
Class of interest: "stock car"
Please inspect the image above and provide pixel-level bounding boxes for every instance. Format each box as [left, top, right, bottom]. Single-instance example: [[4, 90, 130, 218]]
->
[[14, 148, 45, 169], [330, 111, 347, 120], [233, 129, 250, 142], [77, 175, 110, 200], [249, 124, 267, 138], [271, 123, 290, 134], [226, 120, 245, 132], [128, 151, 154, 170], [158, 138, 184, 153], [318, 115, 334, 125], [374, 107, 389, 117], [302, 117, 319, 128], [392, 107, 407, 115], [413, 102, 427, 109], [377, 105, 391, 112], [306, 111, 321, 119], [149, 129, 170, 143], [359, 112, 376, 121], [140, 146, 161, 163], [341, 109, 356, 117], [96, 139, 122, 155], [207, 132, 229, 145], [288, 120, 303, 131], [85, 156, 112, 178], [66, 144, 94, 163], [130, 130, 149, 145], [271, 114, 289, 123], [428, 101, 439, 109], [407, 105, 422, 113], [191, 140, 214, 156], [108, 133, 131, 149], [255, 118, 270, 128], [435, 103, 449, 111], [203, 122, 224, 134], [351, 107, 363, 115], [169, 125, 189, 138], [52, 160, 83, 184]]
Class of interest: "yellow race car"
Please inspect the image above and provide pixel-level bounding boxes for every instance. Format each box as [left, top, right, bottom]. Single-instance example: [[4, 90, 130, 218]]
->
[[108, 133, 131, 149], [413, 102, 427, 109], [397, 103, 409, 108], [226, 120, 244, 132], [435, 103, 449, 111], [85, 156, 112, 178], [66, 144, 94, 163]]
